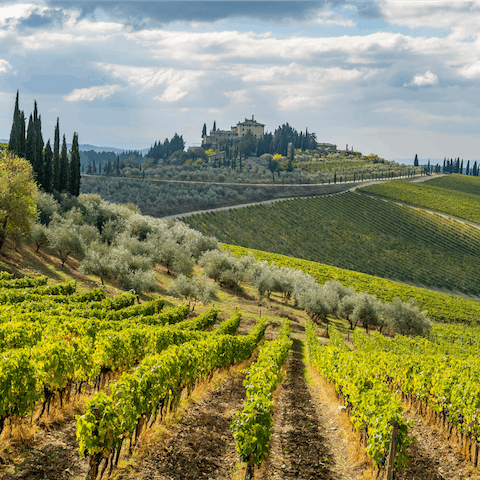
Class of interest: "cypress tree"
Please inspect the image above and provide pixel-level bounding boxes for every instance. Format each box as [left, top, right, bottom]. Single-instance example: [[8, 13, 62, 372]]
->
[[53, 118, 61, 191], [59, 134, 69, 192], [414, 154, 419, 167], [8, 90, 24, 156], [69, 132, 81, 196], [35, 111, 45, 188], [202, 123, 207, 137], [25, 113, 37, 171], [19, 111, 26, 158], [466, 160, 470, 176], [43, 140, 53, 193]]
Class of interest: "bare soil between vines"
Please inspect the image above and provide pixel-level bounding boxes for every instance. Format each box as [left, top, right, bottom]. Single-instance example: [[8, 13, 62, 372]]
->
[[124, 370, 247, 480]]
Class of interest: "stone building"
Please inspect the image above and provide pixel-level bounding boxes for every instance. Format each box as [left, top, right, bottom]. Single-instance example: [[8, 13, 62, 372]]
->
[[202, 115, 265, 148]]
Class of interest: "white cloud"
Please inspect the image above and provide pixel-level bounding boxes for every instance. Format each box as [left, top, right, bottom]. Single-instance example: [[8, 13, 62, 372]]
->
[[97, 63, 204, 102], [458, 61, 480, 80], [0, 59, 12, 74], [404, 71, 439, 87], [0, 3, 38, 27], [380, 1, 480, 39], [224, 90, 250, 104], [313, 10, 356, 27], [64, 85, 123, 102], [374, 106, 469, 126]]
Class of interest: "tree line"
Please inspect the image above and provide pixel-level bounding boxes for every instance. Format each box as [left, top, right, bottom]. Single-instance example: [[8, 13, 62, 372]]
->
[[146, 133, 186, 161], [414, 154, 480, 176], [7, 91, 81, 196]]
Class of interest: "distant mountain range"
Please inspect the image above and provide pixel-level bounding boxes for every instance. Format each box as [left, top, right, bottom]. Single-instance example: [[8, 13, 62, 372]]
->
[[76, 144, 150, 155], [0, 139, 150, 155]]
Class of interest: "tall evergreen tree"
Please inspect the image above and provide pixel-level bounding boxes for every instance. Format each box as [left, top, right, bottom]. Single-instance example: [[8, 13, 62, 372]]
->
[[466, 160, 470, 176], [8, 90, 25, 157], [43, 140, 53, 193], [25, 113, 37, 172], [59, 134, 69, 192], [53, 118, 61, 191], [414, 154, 419, 167], [69, 132, 81, 196], [35, 109, 45, 188], [19, 111, 26, 158], [202, 123, 207, 137]]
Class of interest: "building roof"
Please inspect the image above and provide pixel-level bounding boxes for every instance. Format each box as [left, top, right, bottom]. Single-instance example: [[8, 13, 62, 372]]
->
[[237, 117, 265, 127]]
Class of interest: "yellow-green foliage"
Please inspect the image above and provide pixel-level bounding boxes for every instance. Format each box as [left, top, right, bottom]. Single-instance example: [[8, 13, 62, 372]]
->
[[0, 151, 39, 250], [360, 174, 480, 224]]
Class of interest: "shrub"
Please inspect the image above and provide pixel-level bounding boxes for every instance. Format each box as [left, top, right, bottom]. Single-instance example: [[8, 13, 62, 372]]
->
[[198, 250, 243, 289], [382, 298, 431, 337]]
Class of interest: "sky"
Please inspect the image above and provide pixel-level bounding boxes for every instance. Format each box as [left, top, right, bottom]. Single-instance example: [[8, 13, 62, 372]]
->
[[1, 1, 480, 162]]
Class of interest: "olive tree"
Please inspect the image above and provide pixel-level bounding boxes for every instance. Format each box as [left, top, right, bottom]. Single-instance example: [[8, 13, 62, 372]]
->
[[350, 293, 383, 333], [46, 218, 83, 266], [30, 222, 49, 253], [381, 298, 431, 337], [168, 274, 218, 310], [198, 249, 244, 289]]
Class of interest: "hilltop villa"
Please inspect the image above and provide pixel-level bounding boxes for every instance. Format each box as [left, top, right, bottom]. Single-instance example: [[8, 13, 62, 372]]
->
[[202, 116, 265, 148]]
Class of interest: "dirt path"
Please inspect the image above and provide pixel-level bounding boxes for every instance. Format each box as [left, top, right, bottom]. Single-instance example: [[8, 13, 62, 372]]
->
[[126, 370, 248, 480], [396, 409, 478, 480], [2, 421, 89, 480], [259, 338, 365, 480]]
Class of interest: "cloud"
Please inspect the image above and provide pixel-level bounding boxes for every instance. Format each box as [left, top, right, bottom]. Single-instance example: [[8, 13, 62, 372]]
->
[[403, 71, 439, 87], [458, 61, 480, 80], [97, 63, 205, 102], [379, 1, 480, 39], [64, 84, 123, 102], [374, 106, 469, 126], [224, 89, 249, 104], [47, 1, 344, 27], [0, 59, 12, 73], [16, 7, 66, 30]]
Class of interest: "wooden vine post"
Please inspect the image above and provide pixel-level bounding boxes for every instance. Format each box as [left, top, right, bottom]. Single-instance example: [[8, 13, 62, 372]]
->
[[386, 421, 399, 480]]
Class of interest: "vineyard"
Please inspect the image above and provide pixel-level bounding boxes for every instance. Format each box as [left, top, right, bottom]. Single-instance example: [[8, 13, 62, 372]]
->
[[184, 192, 480, 297], [2, 167, 480, 479], [0, 247, 479, 479], [359, 174, 480, 224]]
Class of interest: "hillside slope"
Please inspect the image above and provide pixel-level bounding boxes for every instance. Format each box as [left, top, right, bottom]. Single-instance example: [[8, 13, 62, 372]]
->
[[185, 191, 480, 298]]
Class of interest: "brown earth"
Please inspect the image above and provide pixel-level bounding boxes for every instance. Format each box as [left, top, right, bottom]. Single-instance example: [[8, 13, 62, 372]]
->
[[395, 408, 479, 480], [258, 337, 366, 480], [123, 369, 248, 480]]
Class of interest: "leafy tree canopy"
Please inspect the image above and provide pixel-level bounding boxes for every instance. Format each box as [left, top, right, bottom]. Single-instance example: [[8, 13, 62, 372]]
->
[[0, 151, 38, 251]]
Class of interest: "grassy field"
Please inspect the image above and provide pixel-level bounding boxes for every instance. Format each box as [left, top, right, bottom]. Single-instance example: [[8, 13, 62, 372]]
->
[[224, 244, 480, 325], [184, 192, 480, 297], [359, 174, 480, 224]]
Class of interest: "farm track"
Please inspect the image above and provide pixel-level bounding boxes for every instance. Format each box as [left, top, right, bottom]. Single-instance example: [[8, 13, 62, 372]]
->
[[260, 338, 364, 480], [127, 370, 247, 480], [396, 409, 478, 480], [2, 420, 89, 480]]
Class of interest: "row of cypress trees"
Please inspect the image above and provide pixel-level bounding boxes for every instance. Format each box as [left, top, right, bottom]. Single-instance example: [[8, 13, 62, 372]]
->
[[8, 91, 80, 196]]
